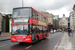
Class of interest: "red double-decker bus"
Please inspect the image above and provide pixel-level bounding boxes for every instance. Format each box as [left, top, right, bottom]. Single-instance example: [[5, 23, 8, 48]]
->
[[11, 7, 49, 43]]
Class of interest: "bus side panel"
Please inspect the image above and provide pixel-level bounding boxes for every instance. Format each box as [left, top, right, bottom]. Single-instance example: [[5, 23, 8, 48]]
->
[[36, 33, 43, 40], [32, 18, 38, 25]]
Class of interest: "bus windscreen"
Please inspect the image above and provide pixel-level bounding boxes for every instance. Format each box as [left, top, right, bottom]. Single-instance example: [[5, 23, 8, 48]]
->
[[11, 25, 30, 35]]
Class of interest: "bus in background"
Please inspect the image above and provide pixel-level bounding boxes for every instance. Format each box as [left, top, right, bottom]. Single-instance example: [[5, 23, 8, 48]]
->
[[11, 7, 49, 43]]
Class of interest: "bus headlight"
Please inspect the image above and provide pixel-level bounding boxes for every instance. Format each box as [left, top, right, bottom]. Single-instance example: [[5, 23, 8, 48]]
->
[[11, 38, 15, 40], [25, 38, 30, 40]]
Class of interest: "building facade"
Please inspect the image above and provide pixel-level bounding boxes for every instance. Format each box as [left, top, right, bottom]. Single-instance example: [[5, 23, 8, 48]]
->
[[40, 11, 53, 24], [59, 14, 68, 28], [53, 17, 59, 29], [70, 4, 75, 29], [40, 11, 53, 31], [0, 13, 2, 31], [0, 13, 6, 32], [53, 15, 59, 29]]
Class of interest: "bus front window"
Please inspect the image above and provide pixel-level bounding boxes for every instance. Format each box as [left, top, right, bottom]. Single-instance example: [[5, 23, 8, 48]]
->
[[11, 25, 30, 35], [12, 8, 31, 18]]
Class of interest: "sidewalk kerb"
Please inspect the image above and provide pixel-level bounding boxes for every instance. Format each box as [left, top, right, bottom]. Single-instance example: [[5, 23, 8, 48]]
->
[[54, 32, 65, 50], [0, 39, 10, 42]]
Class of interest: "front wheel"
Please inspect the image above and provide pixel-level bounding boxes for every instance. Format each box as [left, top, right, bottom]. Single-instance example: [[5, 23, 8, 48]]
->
[[19, 42, 23, 45]]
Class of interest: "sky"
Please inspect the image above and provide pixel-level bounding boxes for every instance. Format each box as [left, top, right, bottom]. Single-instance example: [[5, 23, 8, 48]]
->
[[0, 0, 75, 18]]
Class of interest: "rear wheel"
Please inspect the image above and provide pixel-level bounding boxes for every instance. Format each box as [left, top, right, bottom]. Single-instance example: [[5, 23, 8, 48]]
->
[[36, 37, 39, 42], [44, 34, 47, 39]]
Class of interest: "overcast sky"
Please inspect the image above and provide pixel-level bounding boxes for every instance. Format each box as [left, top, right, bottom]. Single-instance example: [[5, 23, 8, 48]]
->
[[0, 0, 75, 18]]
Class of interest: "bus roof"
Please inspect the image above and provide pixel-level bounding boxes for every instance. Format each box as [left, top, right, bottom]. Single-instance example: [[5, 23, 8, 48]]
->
[[13, 7, 32, 9]]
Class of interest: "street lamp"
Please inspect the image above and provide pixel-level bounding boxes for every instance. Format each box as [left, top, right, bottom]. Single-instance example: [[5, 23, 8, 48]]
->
[[22, 0, 24, 7]]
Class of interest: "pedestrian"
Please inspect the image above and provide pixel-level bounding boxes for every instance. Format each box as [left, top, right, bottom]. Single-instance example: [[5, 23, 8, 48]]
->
[[71, 29, 74, 36], [68, 28, 71, 36], [62, 30, 64, 33], [62, 30, 63, 33]]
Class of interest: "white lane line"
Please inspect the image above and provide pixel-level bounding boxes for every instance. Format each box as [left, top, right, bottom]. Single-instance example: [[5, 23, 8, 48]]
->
[[25, 45, 32, 49], [0, 44, 9, 47]]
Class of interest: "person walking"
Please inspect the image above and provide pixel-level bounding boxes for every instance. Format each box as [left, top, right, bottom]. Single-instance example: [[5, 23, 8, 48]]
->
[[68, 28, 71, 36], [71, 29, 74, 36]]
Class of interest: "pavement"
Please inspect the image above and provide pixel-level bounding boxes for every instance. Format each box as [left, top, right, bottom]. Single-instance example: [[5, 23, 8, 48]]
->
[[55, 32, 75, 50], [0, 32, 10, 41]]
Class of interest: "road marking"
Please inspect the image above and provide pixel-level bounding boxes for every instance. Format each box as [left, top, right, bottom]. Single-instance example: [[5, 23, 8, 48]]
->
[[54, 41, 59, 50], [54, 33, 65, 50], [0, 44, 9, 47], [25, 45, 32, 49]]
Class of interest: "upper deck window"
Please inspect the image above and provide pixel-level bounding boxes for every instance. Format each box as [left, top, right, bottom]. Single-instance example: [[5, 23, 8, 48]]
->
[[12, 8, 31, 18]]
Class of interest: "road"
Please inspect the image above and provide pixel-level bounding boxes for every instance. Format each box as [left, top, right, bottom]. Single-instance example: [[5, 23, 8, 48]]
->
[[0, 32, 64, 50]]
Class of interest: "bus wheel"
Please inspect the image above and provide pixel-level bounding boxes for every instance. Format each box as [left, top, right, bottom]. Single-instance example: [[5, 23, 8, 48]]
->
[[44, 35, 47, 39], [36, 37, 39, 42], [46, 34, 47, 37]]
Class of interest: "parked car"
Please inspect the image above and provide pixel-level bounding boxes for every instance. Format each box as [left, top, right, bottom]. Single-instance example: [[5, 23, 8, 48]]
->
[[54, 30, 56, 32], [57, 29, 62, 32], [50, 29, 54, 34]]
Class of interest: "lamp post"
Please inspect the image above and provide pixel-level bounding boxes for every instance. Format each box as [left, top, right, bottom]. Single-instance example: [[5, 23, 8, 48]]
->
[[22, 0, 23, 7]]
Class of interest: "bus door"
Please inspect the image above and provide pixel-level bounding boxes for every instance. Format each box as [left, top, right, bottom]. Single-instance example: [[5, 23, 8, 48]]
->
[[32, 26, 36, 41], [42, 27, 44, 39]]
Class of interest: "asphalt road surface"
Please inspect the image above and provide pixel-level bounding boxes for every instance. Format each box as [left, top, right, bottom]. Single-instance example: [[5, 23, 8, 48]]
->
[[0, 32, 64, 50]]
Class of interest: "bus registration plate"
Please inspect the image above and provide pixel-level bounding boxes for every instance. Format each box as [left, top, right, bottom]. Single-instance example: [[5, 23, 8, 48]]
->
[[17, 40, 22, 42]]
